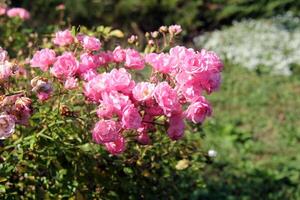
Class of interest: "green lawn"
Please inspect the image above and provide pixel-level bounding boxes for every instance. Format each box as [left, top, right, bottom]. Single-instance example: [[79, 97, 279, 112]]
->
[[197, 64, 300, 199]]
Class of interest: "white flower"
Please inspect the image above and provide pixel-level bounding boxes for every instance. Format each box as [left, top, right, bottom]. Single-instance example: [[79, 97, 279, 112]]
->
[[208, 149, 217, 158], [194, 13, 300, 76]]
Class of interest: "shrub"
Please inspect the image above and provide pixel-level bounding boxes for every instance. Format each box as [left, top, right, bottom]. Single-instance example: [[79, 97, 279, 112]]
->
[[0, 22, 223, 198]]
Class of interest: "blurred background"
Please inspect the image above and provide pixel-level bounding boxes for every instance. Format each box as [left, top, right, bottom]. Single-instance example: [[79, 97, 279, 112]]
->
[[4, 0, 300, 199]]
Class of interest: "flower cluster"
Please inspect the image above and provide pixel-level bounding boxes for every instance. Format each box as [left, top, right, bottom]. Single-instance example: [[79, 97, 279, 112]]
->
[[194, 13, 300, 76], [0, 47, 33, 139], [0, 5, 30, 20], [29, 26, 223, 155]]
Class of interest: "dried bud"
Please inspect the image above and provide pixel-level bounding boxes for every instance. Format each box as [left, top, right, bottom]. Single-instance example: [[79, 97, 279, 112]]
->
[[159, 26, 168, 33], [128, 35, 138, 44], [15, 97, 32, 111], [150, 31, 159, 38]]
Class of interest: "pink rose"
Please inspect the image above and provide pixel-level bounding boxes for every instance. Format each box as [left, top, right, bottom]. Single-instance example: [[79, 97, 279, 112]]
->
[[108, 68, 135, 94], [0, 61, 13, 81], [77, 53, 98, 75], [198, 49, 223, 72], [184, 97, 212, 124], [132, 82, 155, 101], [92, 120, 121, 143], [145, 53, 178, 74], [136, 131, 151, 145], [181, 49, 223, 74], [81, 35, 101, 51], [53, 29, 74, 46], [95, 51, 113, 66], [104, 135, 126, 155], [51, 52, 78, 79], [81, 69, 98, 81], [96, 103, 114, 119], [30, 48, 56, 71], [154, 82, 181, 117], [170, 46, 195, 60], [121, 104, 142, 129], [101, 91, 132, 117], [113, 46, 126, 63], [124, 49, 145, 70], [0, 114, 15, 139], [197, 71, 221, 94], [7, 8, 30, 20], [0, 6, 6, 16], [167, 114, 185, 140], [83, 73, 109, 102], [64, 77, 78, 90]]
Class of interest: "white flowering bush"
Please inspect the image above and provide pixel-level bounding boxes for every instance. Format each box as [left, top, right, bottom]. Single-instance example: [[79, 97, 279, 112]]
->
[[194, 13, 300, 76]]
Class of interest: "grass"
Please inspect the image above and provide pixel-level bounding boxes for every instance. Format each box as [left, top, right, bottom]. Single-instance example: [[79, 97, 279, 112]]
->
[[196, 64, 300, 199]]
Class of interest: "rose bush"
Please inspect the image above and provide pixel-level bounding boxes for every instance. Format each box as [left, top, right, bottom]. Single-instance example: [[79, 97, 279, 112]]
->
[[0, 7, 223, 196]]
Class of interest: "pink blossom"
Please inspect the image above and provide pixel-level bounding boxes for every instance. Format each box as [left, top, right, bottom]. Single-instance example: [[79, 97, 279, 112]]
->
[[0, 47, 8, 62], [101, 91, 132, 117], [124, 49, 145, 70], [154, 82, 181, 117], [83, 73, 109, 102], [181, 49, 223, 74], [81, 69, 98, 81], [137, 131, 151, 145], [145, 53, 178, 74], [96, 51, 113, 66], [197, 49, 223, 72], [92, 120, 121, 143], [113, 46, 126, 62], [56, 4, 65, 10], [30, 48, 56, 71], [167, 114, 185, 140], [104, 135, 126, 155], [51, 52, 78, 79], [0, 114, 15, 139], [169, 46, 195, 63], [96, 104, 114, 119], [64, 77, 78, 90], [0, 6, 6, 16], [0, 61, 13, 80], [184, 97, 212, 124], [144, 104, 164, 116], [141, 114, 156, 131], [53, 29, 74, 46], [132, 82, 155, 101], [36, 92, 51, 101], [108, 68, 135, 94], [197, 71, 221, 94], [121, 104, 142, 129], [81, 35, 101, 51], [7, 8, 30, 20], [77, 53, 98, 75], [168, 25, 182, 35]]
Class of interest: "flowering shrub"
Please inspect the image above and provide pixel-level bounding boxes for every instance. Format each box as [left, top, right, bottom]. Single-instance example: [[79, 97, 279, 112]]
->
[[0, 5, 30, 20], [26, 26, 223, 155], [0, 24, 222, 198], [194, 13, 300, 76], [0, 47, 33, 139], [0, 4, 34, 58]]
